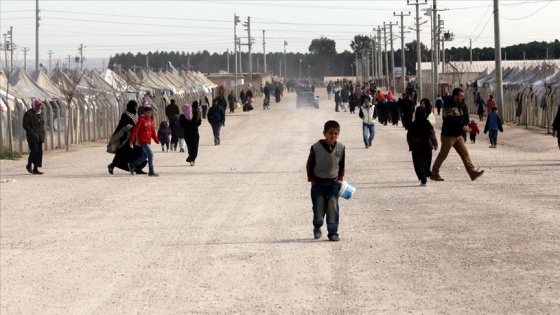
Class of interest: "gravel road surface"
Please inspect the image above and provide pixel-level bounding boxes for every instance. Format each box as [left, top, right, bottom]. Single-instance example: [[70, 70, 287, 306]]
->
[[1, 89, 559, 314]]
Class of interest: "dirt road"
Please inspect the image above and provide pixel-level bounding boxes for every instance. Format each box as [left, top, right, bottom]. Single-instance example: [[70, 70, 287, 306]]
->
[[1, 89, 559, 314]]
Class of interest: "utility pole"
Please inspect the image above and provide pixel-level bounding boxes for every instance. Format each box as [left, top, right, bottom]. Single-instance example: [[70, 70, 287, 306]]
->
[[394, 11, 411, 94], [385, 22, 398, 91], [234, 14, 240, 98], [408, 0, 427, 102], [370, 35, 375, 80], [425, 1, 440, 101], [376, 28, 383, 82], [493, 0, 504, 112], [434, 4, 440, 100], [36, 0, 40, 71], [67, 55, 72, 70], [245, 17, 252, 80], [283, 40, 288, 80], [469, 39, 472, 64], [238, 37, 242, 75], [78, 43, 85, 72], [382, 24, 389, 88], [226, 48, 230, 73], [440, 15, 445, 74], [355, 52, 358, 83], [47, 50, 54, 71], [8, 27, 14, 75], [262, 30, 267, 73], [22, 47, 30, 71]]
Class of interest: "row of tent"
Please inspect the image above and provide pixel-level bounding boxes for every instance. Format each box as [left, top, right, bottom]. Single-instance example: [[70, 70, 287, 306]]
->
[[0, 68, 218, 154], [471, 62, 560, 100], [465, 62, 559, 130]]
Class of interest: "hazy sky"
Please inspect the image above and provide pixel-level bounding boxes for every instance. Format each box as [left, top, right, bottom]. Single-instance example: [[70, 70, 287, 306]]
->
[[1, 0, 559, 67]]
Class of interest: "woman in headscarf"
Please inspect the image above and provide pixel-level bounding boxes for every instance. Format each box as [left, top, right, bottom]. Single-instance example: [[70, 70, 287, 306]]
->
[[413, 98, 436, 126], [107, 100, 147, 174], [407, 107, 438, 185], [180, 101, 202, 166]]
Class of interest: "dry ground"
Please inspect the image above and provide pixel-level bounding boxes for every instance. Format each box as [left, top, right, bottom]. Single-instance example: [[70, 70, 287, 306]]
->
[[1, 89, 559, 314]]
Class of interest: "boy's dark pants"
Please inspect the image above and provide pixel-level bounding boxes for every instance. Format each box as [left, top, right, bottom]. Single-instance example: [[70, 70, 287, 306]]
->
[[311, 179, 341, 237], [470, 133, 477, 143], [412, 149, 432, 182]]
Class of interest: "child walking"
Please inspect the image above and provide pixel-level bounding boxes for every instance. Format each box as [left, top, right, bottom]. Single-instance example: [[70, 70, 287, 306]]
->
[[407, 107, 438, 185], [128, 107, 160, 176], [484, 106, 503, 148], [358, 95, 377, 149], [157, 121, 171, 151], [306, 120, 346, 242], [468, 119, 480, 143]]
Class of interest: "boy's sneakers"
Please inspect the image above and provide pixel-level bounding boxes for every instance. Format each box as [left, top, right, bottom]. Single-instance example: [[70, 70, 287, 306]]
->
[[313, 228, 322, 239], [328, 235, 340, 242], [127, 163, 135, 175], [148, 173, 159, 177]]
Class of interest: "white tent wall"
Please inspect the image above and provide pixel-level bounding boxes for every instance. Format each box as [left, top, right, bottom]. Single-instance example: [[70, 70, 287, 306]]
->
[[0, 67, 141, 155], [460, 62, 559, 131]]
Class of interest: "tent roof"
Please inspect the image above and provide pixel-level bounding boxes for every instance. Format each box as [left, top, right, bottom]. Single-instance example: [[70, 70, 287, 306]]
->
[[32, 70, 65, 98], [9, 68, 55, 99]]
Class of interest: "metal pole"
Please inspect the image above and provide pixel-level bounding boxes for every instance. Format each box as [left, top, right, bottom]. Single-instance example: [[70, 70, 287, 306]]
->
[[383, 24, 389, 88], [226, 48, 230, 73], [416, 3, 422, 101], [371, 35, 375, 80], [234, 14, 239, 100], [408, 0, 427, 101], [377, 29, 382, 83], [434, 9, 440, 99], [79, 44, 84, 72], [22, 47, 29, 71], [284, 41, 288, 80], [469, 39, 472, 64], [390, 23, 396, 92], [36, 0, 40, 71], [493, 0, 504, 112], [47, 49, 54, 71], [394, 11, 411, 94], [263, 30, 267, 73], [247, 17, 252, 80], [440, 15, 445, 74]]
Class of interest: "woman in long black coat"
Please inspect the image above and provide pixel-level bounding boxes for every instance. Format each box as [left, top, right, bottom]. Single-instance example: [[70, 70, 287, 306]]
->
[[107, 100, 147, 174], [407, 107, 438, 185], [180, 102, 202, 166]]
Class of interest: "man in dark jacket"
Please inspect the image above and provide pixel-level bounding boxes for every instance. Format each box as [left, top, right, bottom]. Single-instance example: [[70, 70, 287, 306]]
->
[[22, 99, 46, 175], [165, 99, 179, 123], [430, 88, 484, 182], [207, 99, 225, 145]]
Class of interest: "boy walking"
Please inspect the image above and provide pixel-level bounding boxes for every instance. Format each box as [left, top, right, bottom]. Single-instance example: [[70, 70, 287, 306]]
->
[[359, 95, 377, 148], [306, 120, 346, 242], [128, 107, 160, 176], [484, 106, 503, 148], [468, 119, 480, 144]]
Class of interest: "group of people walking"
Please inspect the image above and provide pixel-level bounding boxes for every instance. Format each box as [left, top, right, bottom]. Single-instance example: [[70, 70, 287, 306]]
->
[[107, 97, 205, 176]]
